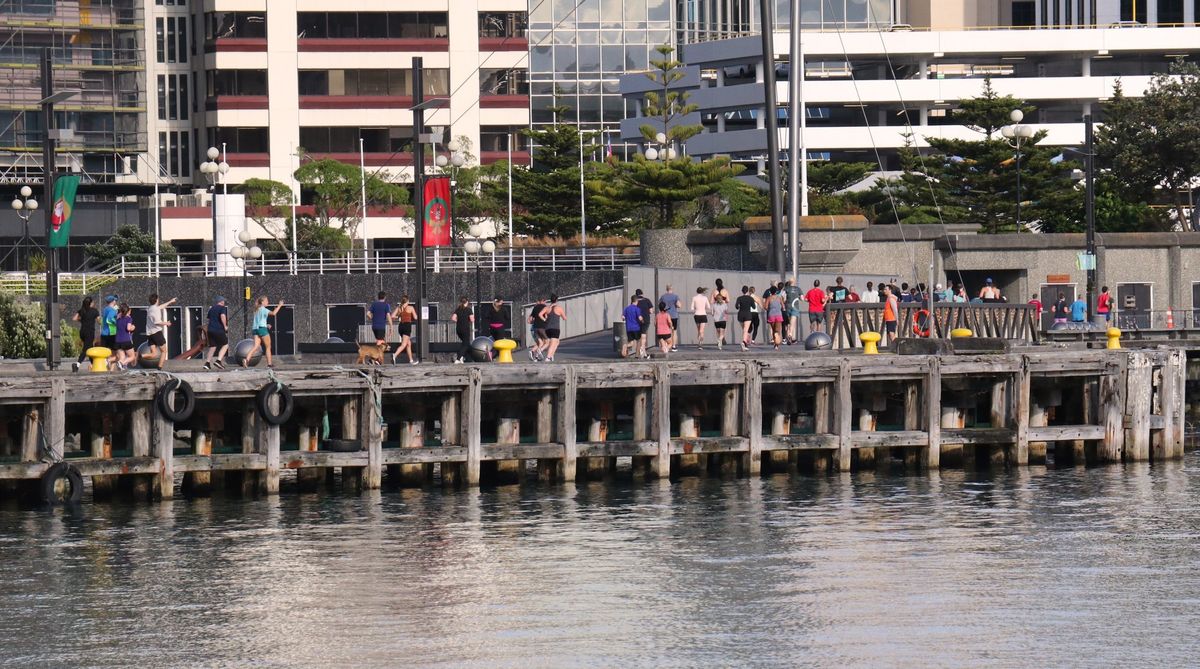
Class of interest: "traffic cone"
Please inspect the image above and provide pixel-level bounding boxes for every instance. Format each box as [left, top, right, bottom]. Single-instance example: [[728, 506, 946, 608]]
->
[[1166, 308, 1175, 329]]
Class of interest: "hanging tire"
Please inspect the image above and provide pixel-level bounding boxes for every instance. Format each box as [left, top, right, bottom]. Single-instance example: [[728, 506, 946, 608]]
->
[[156, 379, 195, 423], [256, 383, 294, 426], [41, 462, 83, 505]]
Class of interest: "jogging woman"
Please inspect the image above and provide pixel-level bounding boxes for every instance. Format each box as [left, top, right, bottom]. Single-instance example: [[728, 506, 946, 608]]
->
[[765, 290, 785, 350], [655, 301, 673, 356], [114, 303, 135, 370], [711, 293, 728, 351], [391, 295, 418, 365], [451, 297, 474, 364], [735, 286, 755, 352], [691, 286, 710, 349], [244, 296, 285, 368], [72, 296, 99, 371]]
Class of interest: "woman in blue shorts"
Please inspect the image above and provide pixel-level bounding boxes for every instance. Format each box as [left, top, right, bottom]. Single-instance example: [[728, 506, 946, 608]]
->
[[244, 295, 285, 368]]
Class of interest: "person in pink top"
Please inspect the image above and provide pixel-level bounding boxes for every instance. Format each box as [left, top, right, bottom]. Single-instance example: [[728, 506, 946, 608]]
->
[[655, 301, 673, 355]]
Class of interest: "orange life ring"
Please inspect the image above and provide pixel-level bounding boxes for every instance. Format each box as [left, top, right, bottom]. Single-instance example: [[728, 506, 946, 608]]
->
[[912, 309, 931, 337]]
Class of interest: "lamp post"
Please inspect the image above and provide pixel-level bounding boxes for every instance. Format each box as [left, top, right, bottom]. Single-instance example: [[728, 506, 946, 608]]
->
[[38, 48, 79, 370], [1001, 109, 1035, 231], [9, 186, 38, 272], [462, 224, 496, 309], [642, 131, 677, 162], [230, 231, 261, 336], [199, 146, 230, 274]]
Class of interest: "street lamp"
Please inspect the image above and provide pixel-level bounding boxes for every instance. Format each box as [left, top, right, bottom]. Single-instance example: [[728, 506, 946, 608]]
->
[[199, 145, 230, 276], [643, 131, 678, 161], [434, 137, 467, 169], [1001, 109, 1036, 231], [462, 223, 496, 309], [10, 186, 38, 272], [230, 230, 261, 335]]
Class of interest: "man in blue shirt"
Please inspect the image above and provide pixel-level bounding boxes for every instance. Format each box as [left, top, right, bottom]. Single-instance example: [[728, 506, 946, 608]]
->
[[659, 284, 680, 351], [1070, 295, 1088, 323], [203, 296, 229, 370], [100, 295, 118, 349], [368, 291, 392, 345], [621, 295, 644, 358]]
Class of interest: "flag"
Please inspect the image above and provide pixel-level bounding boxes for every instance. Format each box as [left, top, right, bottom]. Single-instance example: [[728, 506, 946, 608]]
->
[[48, 175, 80, 249], [605, 138, 613, 159], [422, 176, 452, 247]]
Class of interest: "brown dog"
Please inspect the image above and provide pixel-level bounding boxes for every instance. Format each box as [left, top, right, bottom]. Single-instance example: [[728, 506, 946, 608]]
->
[[356, 342, 388, 365]]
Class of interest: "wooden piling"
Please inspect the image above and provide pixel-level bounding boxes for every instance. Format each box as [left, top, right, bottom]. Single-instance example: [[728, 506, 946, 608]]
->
[[441, 393, 462, 486], [925, 360, 941, 470], [812, 382, 832, 473], [535, 391, 558, 482], [742, 362, 762, 476], [988, 378, 1008, 468], [1127, 353, 1152, 461], [652, 364, 670, 479], [1100, 356, 1128, 463], [833, 360, 852, 472], [129, 403, 152, 500], [631, 388, 651, 475], [463, 368, 482, 485], [1028, 392, 1048, 466], [395, 405, 428, 487], [558, 366, 578, 482]]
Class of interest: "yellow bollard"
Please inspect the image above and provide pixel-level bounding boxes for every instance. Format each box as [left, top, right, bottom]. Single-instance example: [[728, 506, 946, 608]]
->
[[85, 346, 112, 372], [493, 338, 517, 363], [950, 328, 973, 339], [1106, 327, 1122, 350], [859, 331, 881, 355]]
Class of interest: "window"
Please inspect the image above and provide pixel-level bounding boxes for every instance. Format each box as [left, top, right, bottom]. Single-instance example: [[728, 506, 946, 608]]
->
[[156, 17, 188, 63], [479, 12, 528, 37], [1011, 1, 1036, 26], [206, 12, 267, 40], [156, 130, 192, 177], [207, 70, 269, 97], [479, 126, 529, 152], [299, 127, 413, 152], [1120, 0, 1147, 22], [157, 74, 189, 120], [297, 12, 449, 39], [297, 69, 448, 96], [208, 127, 270, 153], [1158, 0, 1184, 24], [156, 0, 186, 5], [479, 69, 529, 95]]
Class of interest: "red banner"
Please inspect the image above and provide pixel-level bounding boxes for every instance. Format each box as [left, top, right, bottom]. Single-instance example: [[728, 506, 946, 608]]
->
[[422, 177, 452, 247]]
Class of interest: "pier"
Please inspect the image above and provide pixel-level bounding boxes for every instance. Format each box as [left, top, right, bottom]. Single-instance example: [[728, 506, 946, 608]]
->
[[0, 347, 1187, 503]]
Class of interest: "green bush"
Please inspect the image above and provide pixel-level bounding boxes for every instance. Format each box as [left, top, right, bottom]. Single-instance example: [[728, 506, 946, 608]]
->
[[0, 294, 81, 360]]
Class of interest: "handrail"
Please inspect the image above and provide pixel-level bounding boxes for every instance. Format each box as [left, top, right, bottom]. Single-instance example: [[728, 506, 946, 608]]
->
[[827, 302, 1039, 349]]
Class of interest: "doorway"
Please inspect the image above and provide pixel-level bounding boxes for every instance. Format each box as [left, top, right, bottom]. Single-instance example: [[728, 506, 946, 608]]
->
[[1039, 283, 1075, 330], [1116, 283, 1152, 329]]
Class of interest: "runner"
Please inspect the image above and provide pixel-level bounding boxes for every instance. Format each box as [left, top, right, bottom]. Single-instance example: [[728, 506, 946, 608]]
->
[[1027, 293, 1043, 327], [621, 295, 644, 359], [658, 284, 681, 352], [805, 280, 828, 334], [1053, 292, 1069, 324], [711, 293, 728, 351], [71, 297, 99, 372], [114, 302, 135, 370], [244, 295, 285, 368], [1070, 293, 1088, 323], [830, 276, 849, 303], [1097, 286, 1112, 322], [712, 278, 730, 304], [203, 296, 229, 370], [735, 285, 755, 351], [451, 297, 474, 364], [635, 289, 654, 359], [655, 301, 673, 356], [100, 295, 119, 368], [483, 296, 509, 340], [979, 277, 1001, 302], [691, 286, 710, 349], [544, 294, 566, 362], [765, 289, 785, 350], [528, 297, 549, 361], [145, 293, 177, 370], [367, 291, 392, 346], [748, 286, 762, 344], [391, 295, 418, 364], [882, 285, 899, 346], [783, 279, 803, 344]]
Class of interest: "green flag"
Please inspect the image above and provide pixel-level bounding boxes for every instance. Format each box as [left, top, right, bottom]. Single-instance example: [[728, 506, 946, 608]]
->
[[48, 175, 80, 249]]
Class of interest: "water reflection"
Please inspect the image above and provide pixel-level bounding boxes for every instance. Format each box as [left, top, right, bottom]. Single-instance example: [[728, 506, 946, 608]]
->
[[2, 456, 1199, 667]]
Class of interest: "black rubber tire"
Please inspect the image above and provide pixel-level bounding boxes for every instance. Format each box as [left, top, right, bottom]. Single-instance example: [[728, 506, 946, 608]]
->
[[41, 462, 83, 505], [156, 378, 195, 423], [256, 382, 294, 426]]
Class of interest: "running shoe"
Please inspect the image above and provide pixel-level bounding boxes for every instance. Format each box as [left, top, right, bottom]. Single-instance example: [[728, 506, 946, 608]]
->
[[203, 362, 211, 370], [71, 362, 80, 372], [740, 342, 748, 352]]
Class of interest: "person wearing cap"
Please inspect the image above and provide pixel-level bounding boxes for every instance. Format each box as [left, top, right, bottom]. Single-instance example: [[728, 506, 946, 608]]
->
[[483, 296, 509, 340], [203, 296, 229, 370], [145, 293, 177, 369], [100, 295, 118, 350], [979, 277, 1001, 303]]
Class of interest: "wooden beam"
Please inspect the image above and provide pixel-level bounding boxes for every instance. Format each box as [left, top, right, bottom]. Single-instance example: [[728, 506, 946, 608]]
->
[[1013, 359, 1030, 466], [559, 366, 578, 482], [742, 361, 762, 475], [652, 364, 671, 478], [926, 359, 941, 469], [1126, 353, 1152, 461], [833, 360, 852, 471], [361, 388, 382, 489], [463, 367, 482, 485]]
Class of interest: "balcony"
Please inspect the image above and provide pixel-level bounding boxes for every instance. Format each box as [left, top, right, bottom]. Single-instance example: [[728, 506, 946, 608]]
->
[[205, 38, 268, 53], [297, 38, 448, 53], [205, 95, 269, 111], [480, 94, 528, 109], [479, 36, 528, 52], [298, 95, 447, 110]]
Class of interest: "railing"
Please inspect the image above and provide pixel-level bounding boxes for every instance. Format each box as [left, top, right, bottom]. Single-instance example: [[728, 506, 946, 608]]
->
[[103, 247, 637, 277], [828, 303, 1040, 349]]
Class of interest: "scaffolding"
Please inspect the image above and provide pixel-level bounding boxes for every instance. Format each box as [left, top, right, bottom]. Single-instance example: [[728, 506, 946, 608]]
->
[[0, 0, 145, 184]]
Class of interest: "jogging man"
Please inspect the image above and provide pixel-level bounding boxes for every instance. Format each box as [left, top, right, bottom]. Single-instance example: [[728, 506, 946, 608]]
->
[[203, 296, 230, 370], [145, 293, 177, 369]]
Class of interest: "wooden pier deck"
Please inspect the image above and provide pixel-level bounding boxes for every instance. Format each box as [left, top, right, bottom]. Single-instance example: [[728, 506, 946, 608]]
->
[[0, 347, 1187, 503]]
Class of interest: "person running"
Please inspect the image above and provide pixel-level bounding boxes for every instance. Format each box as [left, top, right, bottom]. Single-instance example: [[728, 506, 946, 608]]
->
[[1070, 294, 1088, 323], [391, 295, 418, 364], [114, 303, 135, 370], [483, 296, 509, 340], [635, 289, 654, 359], [203, 296, 230, 370], [528, 297, 549, 361], [71, 297, 99, 371], [735, 285, 755, 351], [1097, 286, 1112, 322], [451, 297, 474, 364], [783, 279, 803, 344], [245, 295, 285, 368], [691, 286, 710, 349], [655, 301, 673, 356], [659, 284, 681, 352], [748, 286, 762, 344], [100, 294, 119, 368], [367, 291, 392, 346], [805, 279, 828, 334], [712, 278, 730, 304], [1028, 293, 1043, 326], [979, 277, 1001, 302], [544, 293, 566, 362], [711, 293, 729, 351], [145, 293, 177, 369], [830, 276, 849, 303], [621, 295, 644, 359], [1053, 292, 1069, 324], [765, 290, 785, 350], [882, 285, 899, 346]]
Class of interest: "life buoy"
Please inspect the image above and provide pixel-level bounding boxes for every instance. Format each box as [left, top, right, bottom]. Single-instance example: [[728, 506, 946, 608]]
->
[[156, 378, 195, 423], [912, 309, 931, 337], [41, 462, 84, 505], [256, 382, 294, 426]]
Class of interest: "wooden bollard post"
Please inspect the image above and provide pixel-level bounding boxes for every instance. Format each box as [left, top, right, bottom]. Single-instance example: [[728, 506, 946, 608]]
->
[[441, 393, 462, 486], [719, 384, 740, 476], [535, 391, 558, 482], [396, 405, 427, 487], [235, 405, 257, 497], [1100, 357, 1127, 463], [1169, 350, 1186, 459], [464, 368, 483, 486], [361, 389, 382, 490], [741, 361, 762, 476], [152, 397, 176, 499], [254, 391, 281, 495], [1013, 362, 1031, 467]]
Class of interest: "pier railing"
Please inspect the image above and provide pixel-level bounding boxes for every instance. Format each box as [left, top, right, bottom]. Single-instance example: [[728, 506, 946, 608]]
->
[[828, 303, 1040, 348]]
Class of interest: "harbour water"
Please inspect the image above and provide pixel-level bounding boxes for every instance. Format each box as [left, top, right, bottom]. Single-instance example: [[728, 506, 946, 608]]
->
[[3, 456, 1200, 667]]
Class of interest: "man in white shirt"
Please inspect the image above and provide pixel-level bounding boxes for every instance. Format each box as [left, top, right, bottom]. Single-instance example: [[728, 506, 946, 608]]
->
[[145, 293, 178, 369], [859, 281, 880, 304]]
